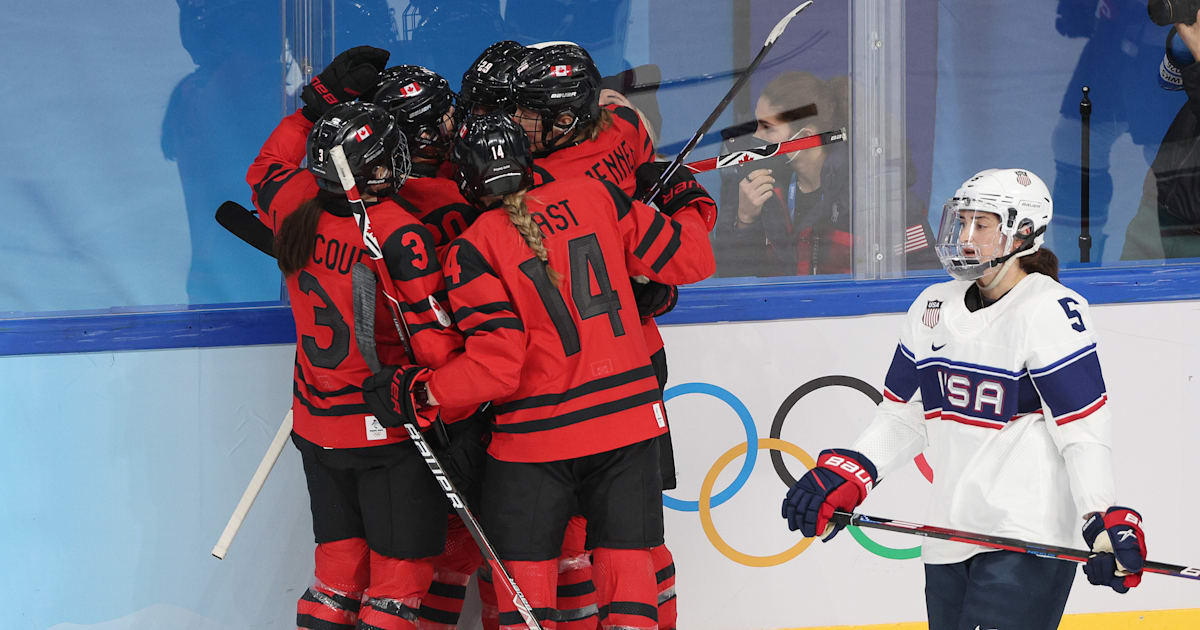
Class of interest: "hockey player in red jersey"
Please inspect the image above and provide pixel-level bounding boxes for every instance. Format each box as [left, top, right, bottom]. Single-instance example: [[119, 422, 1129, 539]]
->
[[362, 113, 714, 629], [782, 169, 1148, 630], [372, 63, 494, 630], [247, 46, 469, 630], [508, 41, 716, 629]]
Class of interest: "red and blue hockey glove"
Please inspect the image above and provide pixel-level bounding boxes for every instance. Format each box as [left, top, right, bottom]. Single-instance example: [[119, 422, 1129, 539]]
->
[[782, 448, 877, 540], [361, 365, 436, 430], [1082, 506, 1147, 593], [301, 46, 391, 121]]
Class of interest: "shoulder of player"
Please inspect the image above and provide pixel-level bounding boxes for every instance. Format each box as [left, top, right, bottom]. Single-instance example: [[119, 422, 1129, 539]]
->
[[605, 103, 643, 131], [906, 278, 969, 316], [1014, 272, 1089, 315]]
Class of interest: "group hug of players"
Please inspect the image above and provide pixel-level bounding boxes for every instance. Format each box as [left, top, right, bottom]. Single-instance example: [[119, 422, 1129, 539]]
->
[[248, 41, 715, 630], [247, 38, 1152, 630]]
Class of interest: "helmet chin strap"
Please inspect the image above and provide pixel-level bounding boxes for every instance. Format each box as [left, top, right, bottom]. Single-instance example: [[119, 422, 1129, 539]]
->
[[977, 230, 1043, 291]]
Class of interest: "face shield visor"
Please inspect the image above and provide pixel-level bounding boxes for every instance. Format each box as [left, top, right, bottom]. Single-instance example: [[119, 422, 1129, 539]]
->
[[934, 200, 1018, 281]]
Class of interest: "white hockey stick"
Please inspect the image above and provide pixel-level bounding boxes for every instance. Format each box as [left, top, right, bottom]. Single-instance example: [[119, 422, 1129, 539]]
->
[[211, 409, 293, 559]]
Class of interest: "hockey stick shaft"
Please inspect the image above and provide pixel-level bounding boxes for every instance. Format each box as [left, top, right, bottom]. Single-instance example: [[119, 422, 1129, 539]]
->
[[833, 510, 1200, 581], [683, 128, 846, 174], [211, 409, 293, 559], [333, 150, 543, 630], [639, 0, 813, 203], [216, 201, 275, 257]]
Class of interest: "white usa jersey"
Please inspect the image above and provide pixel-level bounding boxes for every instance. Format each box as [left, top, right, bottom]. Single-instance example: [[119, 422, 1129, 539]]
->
[[853, 272, 1114, 564]]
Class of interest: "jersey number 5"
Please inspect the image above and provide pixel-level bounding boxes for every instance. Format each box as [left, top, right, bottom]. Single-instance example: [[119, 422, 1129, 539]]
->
[[1058, 297, 1086, 332], [520, 233, 625, 356]]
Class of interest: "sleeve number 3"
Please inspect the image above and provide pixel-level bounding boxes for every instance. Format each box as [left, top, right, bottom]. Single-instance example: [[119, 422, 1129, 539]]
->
[[1057, 297, 1086, 332]]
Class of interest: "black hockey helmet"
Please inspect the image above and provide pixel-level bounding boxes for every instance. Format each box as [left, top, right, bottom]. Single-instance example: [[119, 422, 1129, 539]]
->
[[511, 41, 601, 154], [373, 65, 458, 165], [307, 102, 411, 196], [460, 40, 526, 115], [451, 113, 533, 207]]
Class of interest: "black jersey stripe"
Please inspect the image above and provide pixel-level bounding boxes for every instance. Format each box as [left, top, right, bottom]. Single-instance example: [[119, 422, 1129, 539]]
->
[[602, 179, 633, 219], [462, 317, 524, 337], [255, 167, 305, 214], [453, 301, 514, 321], [492, 389, 661, 434], [650, 219, 683, 273], [292, 381, 371, 416], [634, 212, 667, 258], [494, 364, 656, 414], [294, 361, 362, 398]]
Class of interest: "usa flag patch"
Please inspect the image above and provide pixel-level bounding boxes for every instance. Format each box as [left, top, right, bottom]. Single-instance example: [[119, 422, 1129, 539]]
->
[[904, 224, 929, 253], [923, 300, 942, 328]]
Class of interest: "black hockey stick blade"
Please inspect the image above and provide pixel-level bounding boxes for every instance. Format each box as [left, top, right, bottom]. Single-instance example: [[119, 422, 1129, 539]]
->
[[216, 201, 274, 258], [833, 511, 1200, 581], [351, 262, 383, 375]]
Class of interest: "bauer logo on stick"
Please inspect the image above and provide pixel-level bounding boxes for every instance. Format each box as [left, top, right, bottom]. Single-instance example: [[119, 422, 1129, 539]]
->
[[923, 300, 942, 328]]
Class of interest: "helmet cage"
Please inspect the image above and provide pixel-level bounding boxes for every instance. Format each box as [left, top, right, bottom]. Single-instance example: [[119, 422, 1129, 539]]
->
[[934, 198, 1043, 281], [307, 104, 411, 197], [374, 67, 459, 164], [511, 43, 600, 155]]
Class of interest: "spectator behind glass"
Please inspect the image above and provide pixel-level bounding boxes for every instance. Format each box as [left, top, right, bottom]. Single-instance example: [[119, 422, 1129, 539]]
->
[[1121, 8, 1200, 260], [714, 72, 938, 278]]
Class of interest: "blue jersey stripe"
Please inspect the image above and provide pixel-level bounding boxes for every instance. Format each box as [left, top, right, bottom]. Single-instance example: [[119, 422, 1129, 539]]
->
[[913, 356, 1025, 378], [1030, 351, 1107, 418], [883, 344, 920, 401], [1028, 343, 1099, 376]]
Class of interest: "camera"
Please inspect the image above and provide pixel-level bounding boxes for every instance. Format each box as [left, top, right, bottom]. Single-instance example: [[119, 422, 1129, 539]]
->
[[1149, 0, 1200, 26]]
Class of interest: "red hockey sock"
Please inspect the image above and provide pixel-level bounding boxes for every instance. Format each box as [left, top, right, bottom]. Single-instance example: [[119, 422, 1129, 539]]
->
[[650, 544, 676, 629], [420, 515, 484, 629], [495, 559, 557, 630], [357, 551, 433, 630], [557, 516, 598, 629], [298, 539, 369, 629], [478, 566, 498, 630], [592, 548, 657, 629]]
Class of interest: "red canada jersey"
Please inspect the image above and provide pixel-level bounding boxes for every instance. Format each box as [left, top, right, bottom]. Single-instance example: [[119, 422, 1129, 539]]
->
[[247, 110, 467, 449], [531, 104, 717, 355], [391, 175, 482, 255], [426, 177, 715, 462]]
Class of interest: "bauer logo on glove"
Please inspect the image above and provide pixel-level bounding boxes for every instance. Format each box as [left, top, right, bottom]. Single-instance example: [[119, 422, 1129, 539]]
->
[[362, 365, 437, 430]]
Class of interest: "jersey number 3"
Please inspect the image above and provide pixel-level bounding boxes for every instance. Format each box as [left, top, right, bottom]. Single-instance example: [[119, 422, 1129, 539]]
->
[[1058, 297, 1086, 332], [520, 233, 625, 356]]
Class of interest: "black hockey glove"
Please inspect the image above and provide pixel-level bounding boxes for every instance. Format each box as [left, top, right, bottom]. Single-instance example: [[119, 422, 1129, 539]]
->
[[301, 46, 391, 122], [361, 365, 436, 429], [437, 411, 490, 494], [634, 161, 715, 217], [632, 279, 678, 319]]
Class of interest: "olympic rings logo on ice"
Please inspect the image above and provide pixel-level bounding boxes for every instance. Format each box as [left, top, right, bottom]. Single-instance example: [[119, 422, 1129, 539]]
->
[[662, 377, 934, 567]]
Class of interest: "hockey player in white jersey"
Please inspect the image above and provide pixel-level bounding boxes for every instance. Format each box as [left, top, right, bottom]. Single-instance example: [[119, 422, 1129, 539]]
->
[[782, 169, 1148, 629]]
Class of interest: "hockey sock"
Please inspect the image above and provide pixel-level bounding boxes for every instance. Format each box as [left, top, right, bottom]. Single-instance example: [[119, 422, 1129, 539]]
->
[[557, 516, 598, 629], [592, 548, 658, 630], [496, 559, 557, 630], [299, 539, 370, 629], [477, 565, 499, 630], [357, 551, 433, 630], [419, 515, 484, 629], [650, 544, 676, 630]]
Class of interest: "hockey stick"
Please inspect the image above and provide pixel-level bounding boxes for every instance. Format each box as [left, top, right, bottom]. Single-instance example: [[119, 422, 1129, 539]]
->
[[832, 510, 1200, 582], [683, 128, 846, 174], [216, 200, 274, 257], [333, 151, 544, 630], [211, 409, 293, 559], [639, 0, 813, 204]]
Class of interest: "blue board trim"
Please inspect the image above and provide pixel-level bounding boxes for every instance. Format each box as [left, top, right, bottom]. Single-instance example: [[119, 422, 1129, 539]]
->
[[3, 263, 1200, 356]]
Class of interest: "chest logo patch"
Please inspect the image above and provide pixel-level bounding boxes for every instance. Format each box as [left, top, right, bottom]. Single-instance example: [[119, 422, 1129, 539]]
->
[[923, 300, 942, 328]]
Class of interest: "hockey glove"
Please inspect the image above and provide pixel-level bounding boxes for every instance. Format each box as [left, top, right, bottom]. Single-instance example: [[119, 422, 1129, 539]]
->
[[632, 280, 678, 319], [301, 45, 391, 121], [361, 365, 436, 430], [782, 449, 877, 540], [1082, 506, 1147, 593], [437, 412, 490, 494], [634, 161, 716, 223]]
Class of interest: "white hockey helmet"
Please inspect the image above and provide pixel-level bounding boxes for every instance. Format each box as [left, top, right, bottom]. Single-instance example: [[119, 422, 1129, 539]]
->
[[934, 168, 1052, 281]]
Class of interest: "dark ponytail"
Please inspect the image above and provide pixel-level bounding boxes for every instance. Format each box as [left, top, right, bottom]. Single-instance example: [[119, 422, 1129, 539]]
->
[[1019, 247, 1059, 281], [275, 190, 340, 275]]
